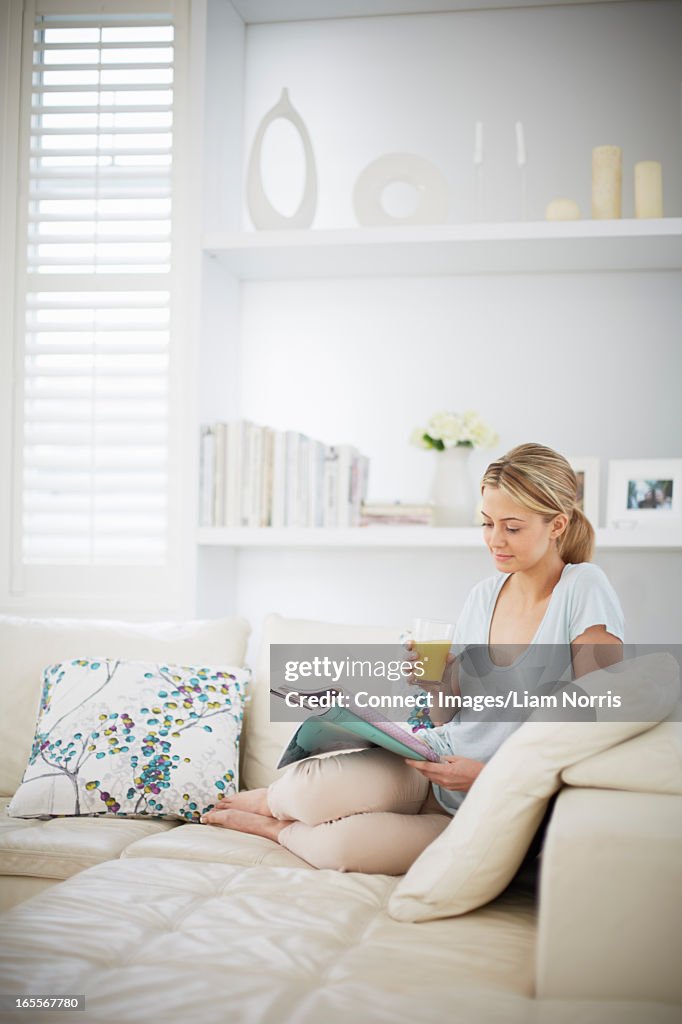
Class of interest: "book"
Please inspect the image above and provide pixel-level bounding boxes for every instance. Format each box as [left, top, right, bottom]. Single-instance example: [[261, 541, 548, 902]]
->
[[322, 446, 339, 527], [199, 425, 215, 527], [284, 430, 300, 527], [309, 439, 326, 527], [271, 686, 440, 769], [213, 422, 227, 527], [261, 427, 275, 527], [335, 444, 358, 527], [362, 502, 433, 518], [247, 423, 264, 528], [271, 430, 286, 528], [297, 434, 311, 527], [225, 420, 248, 528], [360, 501, 433, 526]]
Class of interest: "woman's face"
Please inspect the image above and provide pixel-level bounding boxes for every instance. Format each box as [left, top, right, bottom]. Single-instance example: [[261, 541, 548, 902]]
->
[[480, 486, 566, 573]]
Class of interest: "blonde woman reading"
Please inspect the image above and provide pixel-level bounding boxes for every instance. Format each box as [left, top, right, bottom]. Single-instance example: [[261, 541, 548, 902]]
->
[[200, 444, 624, 874]]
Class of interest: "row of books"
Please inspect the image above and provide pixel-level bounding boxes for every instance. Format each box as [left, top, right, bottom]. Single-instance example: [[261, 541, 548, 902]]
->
[[200, 421, 370, 528]]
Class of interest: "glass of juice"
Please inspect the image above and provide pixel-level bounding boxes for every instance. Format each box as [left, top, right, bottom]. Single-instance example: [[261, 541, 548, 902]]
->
[[412, 618, 455, 682]]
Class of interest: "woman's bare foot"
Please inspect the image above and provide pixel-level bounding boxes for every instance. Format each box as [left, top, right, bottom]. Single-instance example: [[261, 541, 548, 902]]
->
[[211, 787, 271, 815], [199, 808, 288, 843]]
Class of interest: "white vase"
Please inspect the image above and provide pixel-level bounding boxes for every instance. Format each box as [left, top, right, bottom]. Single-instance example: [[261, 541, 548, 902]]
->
[[246, 88, 317, 230], [430, 446, 476, 527]]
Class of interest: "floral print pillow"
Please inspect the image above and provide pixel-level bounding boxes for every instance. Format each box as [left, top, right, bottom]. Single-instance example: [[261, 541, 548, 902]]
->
[[8, 658, 250, 821]]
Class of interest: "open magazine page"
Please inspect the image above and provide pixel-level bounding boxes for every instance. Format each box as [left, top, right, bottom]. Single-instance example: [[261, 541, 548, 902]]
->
[[271, 688, 440, 768]]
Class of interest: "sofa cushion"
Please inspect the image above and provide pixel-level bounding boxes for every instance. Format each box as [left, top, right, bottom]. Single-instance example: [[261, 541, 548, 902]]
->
[[241, 613, 399, 790], [121, 821, 311, 869], [536, 788, 682, 1003], [8, 659, 248, 821], [0, 796, 178, 881], [388, 652, 680, 922], [0, 876, 56, 915], [0, 857, 543, 1024], [0, 614, 250, 797], [561, 709, 682, 795]]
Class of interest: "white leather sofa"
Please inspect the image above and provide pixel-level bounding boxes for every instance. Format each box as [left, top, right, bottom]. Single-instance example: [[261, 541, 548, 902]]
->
[[0, 612, 680, 1024]]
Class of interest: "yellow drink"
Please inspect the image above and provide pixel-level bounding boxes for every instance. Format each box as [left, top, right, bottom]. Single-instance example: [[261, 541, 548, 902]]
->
[[415, 640, 451, 682]]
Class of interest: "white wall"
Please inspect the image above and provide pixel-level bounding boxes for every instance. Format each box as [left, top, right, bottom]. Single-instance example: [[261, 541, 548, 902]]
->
[[231, 546, 681, 669], [238, 272, 682, 510], [240, 1, 682, 227], [196, 1, 682, 647]]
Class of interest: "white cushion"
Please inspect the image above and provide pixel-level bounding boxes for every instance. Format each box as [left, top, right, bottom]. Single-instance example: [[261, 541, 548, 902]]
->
[[0, 876, 56, 914], [0, 857, 541, 1022], [1, 855, 677, 1019], [0, 614, 250, 797], [561, 708, 682, 795], [8, 659, 248, 821], [389, 652, 680, 922], [536, 788, 682, 1003], [241, 613, 399, 790], [121, 820, 311, 869], [0, 796, 178, 882]]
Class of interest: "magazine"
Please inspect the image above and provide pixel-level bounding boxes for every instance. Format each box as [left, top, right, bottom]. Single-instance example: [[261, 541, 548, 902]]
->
[[271, 686, 441, 768]]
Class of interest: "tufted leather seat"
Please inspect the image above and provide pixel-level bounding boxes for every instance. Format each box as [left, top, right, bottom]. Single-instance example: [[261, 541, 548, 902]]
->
[[0, 856, 539, 1024], [1, 855, 676, 1024], [0, 796, 178, 911], [120, 818, 310, 869]]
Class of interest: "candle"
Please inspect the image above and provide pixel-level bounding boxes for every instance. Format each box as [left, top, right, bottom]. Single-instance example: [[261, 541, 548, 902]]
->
[[634, 161, 663, 218], [474, 121, 483, 166], [592, 145, 622, 219], [545, 198, 581, 221], [515, 121, 526, 167]]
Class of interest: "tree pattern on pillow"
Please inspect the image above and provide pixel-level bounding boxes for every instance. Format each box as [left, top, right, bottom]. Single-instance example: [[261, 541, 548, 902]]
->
[[16, 659, 248, 821]]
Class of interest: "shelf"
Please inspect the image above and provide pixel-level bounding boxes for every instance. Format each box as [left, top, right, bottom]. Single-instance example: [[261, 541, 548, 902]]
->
[[197, 526, 682, 550], [198, 527, 478, 548], [230, 1, 625, 25], [203, 219, 682, 280]]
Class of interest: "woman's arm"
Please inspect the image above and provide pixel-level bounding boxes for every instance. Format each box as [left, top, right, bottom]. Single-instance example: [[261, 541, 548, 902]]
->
[[571, 624, 623, 679]]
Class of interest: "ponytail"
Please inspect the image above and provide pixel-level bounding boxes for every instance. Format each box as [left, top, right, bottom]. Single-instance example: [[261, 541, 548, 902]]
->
[[558, 506, 594, 564]]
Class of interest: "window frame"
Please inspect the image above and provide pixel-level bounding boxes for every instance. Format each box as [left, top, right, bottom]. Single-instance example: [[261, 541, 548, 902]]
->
[[1, 0, 198, 616]]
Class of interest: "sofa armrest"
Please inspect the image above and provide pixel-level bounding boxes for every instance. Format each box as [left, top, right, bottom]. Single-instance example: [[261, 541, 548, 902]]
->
[[536, 786, 682, 1002]]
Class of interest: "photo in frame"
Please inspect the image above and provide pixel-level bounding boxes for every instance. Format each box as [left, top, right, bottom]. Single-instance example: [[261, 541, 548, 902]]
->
[[607, 459, 682, 528], [567, 456, 600, 526]]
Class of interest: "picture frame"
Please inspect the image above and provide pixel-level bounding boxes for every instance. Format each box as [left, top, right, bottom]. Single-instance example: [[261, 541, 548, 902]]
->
[[607, 459, 682, 528], [567, 456, 600, 527]]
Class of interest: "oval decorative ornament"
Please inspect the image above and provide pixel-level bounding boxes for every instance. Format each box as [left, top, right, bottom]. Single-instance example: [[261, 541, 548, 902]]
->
[[246, 88, 317, 230]]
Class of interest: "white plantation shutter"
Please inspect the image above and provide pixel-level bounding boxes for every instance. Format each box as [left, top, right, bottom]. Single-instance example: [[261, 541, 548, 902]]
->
[[13, 0, 188, 602]]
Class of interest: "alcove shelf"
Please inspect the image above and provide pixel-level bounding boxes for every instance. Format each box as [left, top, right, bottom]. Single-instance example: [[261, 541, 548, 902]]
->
[[197, 527, 682, 550], [230, 0, 628, 25], [202, 219, 682, 280]]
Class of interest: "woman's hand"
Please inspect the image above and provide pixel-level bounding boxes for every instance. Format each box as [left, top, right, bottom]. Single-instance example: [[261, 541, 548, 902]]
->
[[404, 755, 485, 792]]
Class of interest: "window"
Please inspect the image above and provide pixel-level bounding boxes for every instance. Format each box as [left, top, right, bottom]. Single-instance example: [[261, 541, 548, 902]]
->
[[11, 0, 189, 607]]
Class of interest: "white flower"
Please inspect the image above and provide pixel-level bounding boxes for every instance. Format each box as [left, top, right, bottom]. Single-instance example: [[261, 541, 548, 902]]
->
[[411, 410, 498, 450], [427, 412, 463, 446]]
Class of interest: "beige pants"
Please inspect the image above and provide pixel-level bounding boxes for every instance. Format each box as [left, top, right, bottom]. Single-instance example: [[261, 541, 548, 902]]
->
[[267, 748, 451, 875]]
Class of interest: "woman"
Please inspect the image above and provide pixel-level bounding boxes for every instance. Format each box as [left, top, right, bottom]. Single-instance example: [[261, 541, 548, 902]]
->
[[200, 443, 624, 873]]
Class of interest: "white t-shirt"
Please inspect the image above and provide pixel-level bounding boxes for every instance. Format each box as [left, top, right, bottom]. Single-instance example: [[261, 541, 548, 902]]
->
[[424, 562, 625, 815]]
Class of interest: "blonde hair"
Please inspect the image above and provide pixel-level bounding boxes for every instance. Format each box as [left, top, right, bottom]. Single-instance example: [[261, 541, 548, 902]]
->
[[480, 443, 594, 564]]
